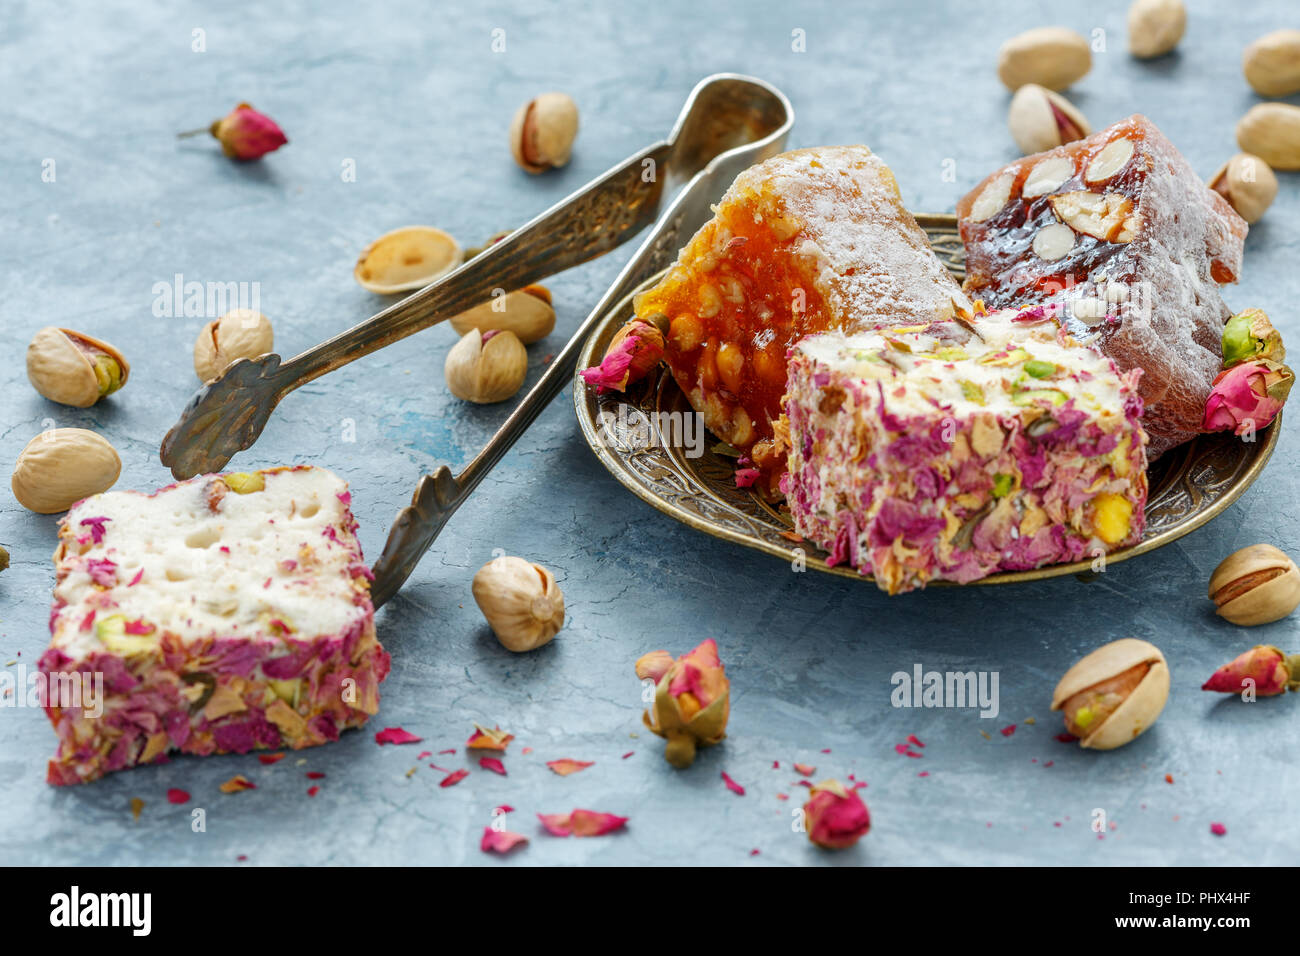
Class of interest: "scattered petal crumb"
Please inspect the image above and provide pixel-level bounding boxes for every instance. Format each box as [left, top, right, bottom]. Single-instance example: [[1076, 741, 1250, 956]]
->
[[220, 775, 256, 793], [1164, 773, 1174, 784], [416, 751, 432, 760], [307, 785, 320, 797], [374, 727, 423, 746], [481, 827, 529, 854], [621, 751, 634, 759], [236, 854, 248, 862], [166, 788, 190, 804], [537, 809, 628, 837], [793, 763, 815, 777], [521, 746, 533, 755], [1000, 724, 1016, 737], [466, 724, 514, 751], [1055, 733, 1078, 743], [258, 753, 285, 765], [480, 757, 507, 776], [1210, 822, 1227, 837], [721, 771, 745, 795], [917, 771, 929, 777], [440, 769, 469, 788], [130, 798, 144, 820], [405, 767, 417, 779], [1024, 717, 1036, 725], [776, 793, 789, 801], [547, 759, 594, 776], [907, 734, 925, 748], [980, 731, 992, 740], [750, 848, 760, 856], [820, 748, 831, 754], [438, 748, 456, 755], [306, 771, 325, 780]]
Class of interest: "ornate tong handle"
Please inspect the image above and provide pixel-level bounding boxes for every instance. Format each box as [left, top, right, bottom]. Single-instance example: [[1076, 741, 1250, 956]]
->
[[159, 142, 672, 480], [369, 75, 794, 607]]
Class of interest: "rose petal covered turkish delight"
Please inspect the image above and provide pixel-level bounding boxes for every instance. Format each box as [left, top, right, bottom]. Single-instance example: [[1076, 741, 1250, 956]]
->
[[781, 314, 1148, 593], [634, 146, 970, 492], [957, 115, 1248, 458], [39, 465, 389, 784]]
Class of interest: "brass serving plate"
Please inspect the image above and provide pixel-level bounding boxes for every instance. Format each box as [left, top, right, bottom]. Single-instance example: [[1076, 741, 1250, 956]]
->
[[573, 213, 1280, 586]]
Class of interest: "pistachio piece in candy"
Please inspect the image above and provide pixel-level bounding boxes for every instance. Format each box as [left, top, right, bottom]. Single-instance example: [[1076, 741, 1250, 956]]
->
[[1051, 638, 1169, 750]]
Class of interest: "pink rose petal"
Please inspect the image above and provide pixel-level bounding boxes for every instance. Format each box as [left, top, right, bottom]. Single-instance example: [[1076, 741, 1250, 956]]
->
[[374, 727, 423, 746], [546, 759, 594, 776]]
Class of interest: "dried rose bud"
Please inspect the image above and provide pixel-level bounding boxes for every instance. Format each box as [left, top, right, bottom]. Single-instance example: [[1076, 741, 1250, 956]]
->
[[1202, 645, 1300, 697], [1203, 359, 1294, 435], [179, 103, 287, 160], [1222, 308, 1285, 368], [580, 314, 666, 394], [803, 779, 870, 849], [636, 638, 729, 768]]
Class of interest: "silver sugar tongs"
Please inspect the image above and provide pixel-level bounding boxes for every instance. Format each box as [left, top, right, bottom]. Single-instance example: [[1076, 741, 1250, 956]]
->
[[159, 74, 793, 606]]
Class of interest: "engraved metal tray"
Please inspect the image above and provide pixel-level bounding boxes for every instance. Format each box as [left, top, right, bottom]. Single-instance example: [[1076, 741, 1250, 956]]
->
[[573, 213, 1280, 585]]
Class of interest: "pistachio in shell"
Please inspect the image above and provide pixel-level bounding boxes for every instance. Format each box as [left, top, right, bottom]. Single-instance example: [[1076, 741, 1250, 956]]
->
[[1208, 544, 1300, 626], [354, 226, 463, 294], [26, 327, 129, 408], [449, 285, 555, 344], [1051, 638, 1169, 750], [11, 428, 122, 514]]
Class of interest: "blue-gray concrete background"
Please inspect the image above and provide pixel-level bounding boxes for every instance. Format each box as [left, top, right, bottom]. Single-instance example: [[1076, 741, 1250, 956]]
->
[[2, 0, 1297, 866]]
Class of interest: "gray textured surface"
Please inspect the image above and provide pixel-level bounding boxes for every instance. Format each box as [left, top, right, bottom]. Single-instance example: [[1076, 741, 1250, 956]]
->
[[2, 0, 1298, 866]]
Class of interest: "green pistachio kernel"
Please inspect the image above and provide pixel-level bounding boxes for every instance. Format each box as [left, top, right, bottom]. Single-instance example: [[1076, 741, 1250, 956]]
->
[[992, 473, 1014, 498], [1023, 359, 1057, 379], [224, 472, 265, 494], [960, 380, 985, 405], [1012, 387, 1068, 407]]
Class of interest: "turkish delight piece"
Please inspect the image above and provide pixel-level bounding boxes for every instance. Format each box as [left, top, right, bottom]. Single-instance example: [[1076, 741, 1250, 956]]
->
[[634, 146, 969, 492], [956, 115, 1248, 458], [781, 314, 1149, 593], [39, 465, 389, 784]]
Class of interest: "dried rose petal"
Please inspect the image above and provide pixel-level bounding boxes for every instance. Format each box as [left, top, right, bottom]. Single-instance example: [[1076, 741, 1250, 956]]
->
[[481, 827, 529, 854], [479, 757, 507, 776], [130, 797, 144, 819], [166, 788, 190, 804], [546, 759, 594, 776], [439, 769, 469, 788], [306, 771, 326, 780], [307, 786, 320, 797], [1210, 822, 1228, 837], [466, 724, 514, 751], [793, 763, 816, 777], [721, 771, 745, 795], [257, 753, 285, 765], [374, 726, 423, 746], [538, 809, 629, 837], [734, 467, 760, 488], [79, 516, 110, 543], [219, 775, 256, 793]]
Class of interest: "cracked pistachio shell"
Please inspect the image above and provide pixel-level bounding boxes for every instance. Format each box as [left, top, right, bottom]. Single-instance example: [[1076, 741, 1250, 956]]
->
[[509, 92, 579, 173], [1051, 638, 1169, 750], [471, 556, 565, 652], [1208, 544, 1300, 626], [354, 226, 463, 294], [26, 327, 129, 407], [1007, 84, 1090, 154], [194, 309, 274, 383], [997, 27, 1092, 91], [11, 428, 121, 514], [449, 286, 555, 344], [1208, 154, 1278, 225], [445, 328, 527, 403]]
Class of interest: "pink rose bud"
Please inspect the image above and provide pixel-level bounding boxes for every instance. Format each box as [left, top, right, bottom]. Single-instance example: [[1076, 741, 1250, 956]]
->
[[580, 315, 666, 394], [803, 779, 871, 849], [1201, 645, 1300, 697], [636, 638, 730, 768], [1202, 359, 1293, 435], [180, 103, 287, 160]]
